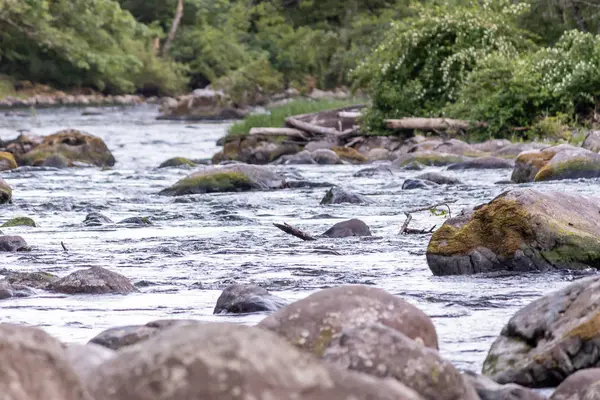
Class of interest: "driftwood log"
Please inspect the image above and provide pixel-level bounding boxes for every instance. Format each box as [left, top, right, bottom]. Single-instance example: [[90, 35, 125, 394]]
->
[[338, 111, 363, 119], [273, 223, 316, 241], [249, 127, 308, 140], [385, 118, 487, 132], [399, 200, 457, 235]]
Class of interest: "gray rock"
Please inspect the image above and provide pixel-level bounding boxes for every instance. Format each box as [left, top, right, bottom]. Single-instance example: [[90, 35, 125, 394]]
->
[[313, 148, 341, 164], [447, 157, 514, 170], [416, 172, 462, 185], [47, 267, 137, 294], [582, 131, 600, 153], [275, 150, 317, 165], [324, 323, 478, 400], [550, 368, 600, 400], [427, 189, 600, 275], [402, 179, 439, 190], [366, 148, 391, 161], [89, 325, 160, 350], [117, 217, 152, 225], [393, 151, 470, 167], [83, 212, 113, 226], [304, 139, 338, 152], [3, 270, 57, 289], [402, 161, 426, 170], [42, 154, 70, 168], [472, 139, 513, 153], [259, 285, 438, 357], [213, 284, 288, 314], [0, 281, 14, 299], [0, 177, 12, 204], [463, 371, 546, 400], [321, 187, 367, 205], [493, 142, 549, 158], [354, 165, 394, 177], [0, 323, 93, 400], [88, 322, 424, 400], [65, 343, 115, 385], [0, 235, 29, 251], [158, 157, 196, 168], [322, 219, 372, 238], [483, 276, 600, 388]]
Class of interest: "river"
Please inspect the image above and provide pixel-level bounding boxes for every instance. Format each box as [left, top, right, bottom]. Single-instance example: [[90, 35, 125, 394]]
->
[[0, 104, 596, 374]]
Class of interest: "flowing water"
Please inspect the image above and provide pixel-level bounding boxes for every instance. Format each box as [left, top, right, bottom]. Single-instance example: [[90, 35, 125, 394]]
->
[[0, 105, 597, 373]]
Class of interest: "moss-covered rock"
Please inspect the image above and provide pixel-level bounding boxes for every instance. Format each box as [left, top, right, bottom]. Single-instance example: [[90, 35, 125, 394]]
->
[[393, 151, 469, 167], [482, 276, 600, 388], [427, 189, 600, 275], [159, 164, 285, 196], [212, 135, 301, 165], [20, 129, 115, 167], [332, 146, 368, 163], [4, 271, 57, 289], [0, 178, 12, 204], [158, 157, 196, 168], [0, 152, 17, 171], [1, 217, 36, 228]]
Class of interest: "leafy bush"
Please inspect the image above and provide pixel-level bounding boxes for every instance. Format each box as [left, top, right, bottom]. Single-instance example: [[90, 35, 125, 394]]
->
[[355, 0, 533, 134]]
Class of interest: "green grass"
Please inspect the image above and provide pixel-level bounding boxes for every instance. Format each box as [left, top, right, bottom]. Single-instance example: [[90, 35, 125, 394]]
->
[[227, 98, 363, 137]]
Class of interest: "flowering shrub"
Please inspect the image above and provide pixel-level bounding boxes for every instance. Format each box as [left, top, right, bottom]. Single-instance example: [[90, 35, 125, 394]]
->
[[355, 0, 532, 133]]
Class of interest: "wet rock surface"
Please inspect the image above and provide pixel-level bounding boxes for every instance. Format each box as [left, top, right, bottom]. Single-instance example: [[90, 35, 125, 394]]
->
[[320, 187, 367, 205], [47, 266, 137, 294], [463, 371, 546, 400], [550, 368, 600, 400], [322, 218, 372, 238], [448, 157, 514, 170], [0, 235, 29, 251], [0, 177, 12, 203], [213, 283, 288, 314]]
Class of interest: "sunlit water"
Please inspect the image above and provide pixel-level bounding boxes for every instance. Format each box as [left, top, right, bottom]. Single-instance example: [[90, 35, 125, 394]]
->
[[0, 105, 597, 373]]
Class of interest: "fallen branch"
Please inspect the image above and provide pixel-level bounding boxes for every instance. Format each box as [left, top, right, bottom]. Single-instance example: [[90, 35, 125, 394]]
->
[[249, 127, 309, 140], [399, 200, 457, 235], [338, 111, 363, 119], [61, 241, 68, 252], [385, 118, 487, 132], [286, 117, 342, 136], [273, 223, 317, 241]]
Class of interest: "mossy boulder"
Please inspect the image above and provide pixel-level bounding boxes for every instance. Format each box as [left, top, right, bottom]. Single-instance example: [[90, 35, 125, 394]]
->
[[20, 129, 115, 167], [493, 142, 548, 159], [0, 178, 12, 204], [3, 271, 57, 289], [160, 164, 285, 196], [393, 151, 469, 167], [0, 152, 17, 171], [158, 157, 196, 168], [427, 189, 600, 275], [332, 146, 368, 163], [1, 217, 36, 228], [482, 276, 600, 388], [512, 144, 600, 183], [212, 135, 301, 165], [258, 285, 438, 357]]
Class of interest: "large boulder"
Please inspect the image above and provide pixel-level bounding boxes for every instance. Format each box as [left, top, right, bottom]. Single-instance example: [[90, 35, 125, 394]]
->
[[0, 281, 34, 299], [427, 189, 600, 275], [482, 276, 600, 388], [313, 148, 341, 164], [332, 146, 369, 164], [0, 151, 17, 171], [463, 372, 546, 400], [324, 323, 477, 400], [322, 219, 372, 238], [550, 368, 600, 400], [431, 139, 482, 157], [0, 235, 29, 251], [157, 89, 246, 120], [258, 285, 438, 357], [65, 343, 115, 385], [20, 129, 115, 167], [416, 172, 462, 185], [354, 165, 394, 177], [511, 144, 600, 183], [88, 322, 424, 400], [493, 142, 548, 159], [0, 177, 12, 204], [447, 157, 514, 170], [275, 149, 317, 165], [159, 164, 285, 196], [582, 131, 600, 153], [0, 132, 44, 161], [47, 267, 137, 294], [320, 187, 367, 205], [402, 179, 438, 190], [393, 151, 469, 167], [3, 270, 57, 288], [472, 139, 513, 154], [213, 284, 288, 314], [213, 135, 301, 164], [0, 323, 92, 400], [83, 212, 113, 226]]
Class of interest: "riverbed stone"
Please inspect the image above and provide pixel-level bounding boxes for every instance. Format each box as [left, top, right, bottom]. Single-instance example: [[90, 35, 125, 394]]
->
[[47, 266, 137, 294], [83, 212, 113, 226], [393, 151, 469, 167], [0, 235, 29, 251], [88, 322, 424, 400], [160, 164, 285, 196], [117, 216, 152, 225], [332, 146, 368, 163], [0, 323, 93, 400], [463, 371, 546, 400], [0, 177, 12, 204], [214, 135, 301, 164], [1, 216, 36, 228], [493, 142, 548, 158], [402, 179, 438, 190], [482, 276, 600, 388], [324, 323, 477, 400], [158, 157, 196, 168], [3, 270, 57, 289], [550, 368, 600, 400], [512, 144, 600, 183], [366, 148, 392, 161], [259, 285, 438, 357], [427, 189, 600, 275], [89, 325, 160, 350], [321, 187, 367, 205], [431, 139, 483, 157], [448, 156, 514, 170], [213, 284, 288, 314], [275, 149, 317, 165], [0, 151, 17, 171], [416, 172, 462, 185], [157, 89, 247, 120], [354, 165, 394, 177], [471, 139, 513, 153], [65, 343, 115, 386], [21, 129, 116, 167], [313, 148, 341, 164], [322, 219, 372, 238], [582, 131, 600, 153]]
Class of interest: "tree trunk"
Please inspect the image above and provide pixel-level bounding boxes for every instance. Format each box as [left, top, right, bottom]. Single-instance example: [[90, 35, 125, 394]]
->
[[161, 0, 184, 57]]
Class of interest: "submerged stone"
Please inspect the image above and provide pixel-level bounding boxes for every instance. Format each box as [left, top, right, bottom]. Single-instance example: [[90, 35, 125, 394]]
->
[[158, 157, 196, 168], [1, 217, 36, 228], [213, 284, 288, 314], [402, 179, 438, 190], [393, 151, 469, 167], [320, 187, 367, 205], [447, 156, 514, 170], [322, 219, 372, 238], [0, 236, 29, 252], [83, 212, 113, 226]]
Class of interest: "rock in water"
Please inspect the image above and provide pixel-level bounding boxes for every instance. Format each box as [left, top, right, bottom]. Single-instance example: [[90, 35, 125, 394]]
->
[[511, 144, 600, 183], [0, 177, 12, 204], [482, 276, 600, 388], [20, 129, 115, 167], [324, 324, 478, 400], [427, 189, 600, 275], [3, 271, 57, 289], [158, 157, 196, 168], [159, 164, 285, 196], [1, 217, 36, 228], [415, 172, 462, 185], [65, 343, 115, 386], [0, 151, 17, 171], [471, 139, 512, 153], [447, 157, 514, 170], [322, 219, 372, 238], [274, 150, 317, 165], [47, 267, 137, 294], [89, 325, 161, 350], [402, 179, 438, 190], [88, 322, 424, 400], [320, 187, 367, 205], [213, 284, 288, 314], [83, 212, 113, 226], [259, 285, 438, 356], [550, 369, 600, 400], [462, 371, 546, 400], [354, 165, 394, 177], [493, 142, 548, 158], [0, 235, 29, 252], [393, 151, 469, 167], [0, 323, 92, 400]]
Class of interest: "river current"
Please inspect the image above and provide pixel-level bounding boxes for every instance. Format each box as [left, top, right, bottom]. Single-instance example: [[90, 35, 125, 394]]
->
[[1, 104, 596, 373]]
